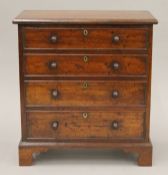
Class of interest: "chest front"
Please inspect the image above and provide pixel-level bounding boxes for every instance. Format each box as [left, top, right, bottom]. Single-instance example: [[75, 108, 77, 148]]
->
[[13, 10, 157, 166]]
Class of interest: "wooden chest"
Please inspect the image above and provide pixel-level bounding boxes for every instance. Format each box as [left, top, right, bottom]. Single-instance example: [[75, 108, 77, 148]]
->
[[13, 10, 158, 166]]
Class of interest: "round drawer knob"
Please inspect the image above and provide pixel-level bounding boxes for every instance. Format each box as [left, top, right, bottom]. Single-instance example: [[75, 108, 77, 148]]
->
[[51, 89, 59, 99], [51, 121, 59, 130], [112, 90, 119, 98], [112, 35, 120, 43], [112, 62, 120, 70], [82, 112, 88, 119], [49, 61, 57, 69], [50, 35, 57, 43], [112, 121, 119, 129]]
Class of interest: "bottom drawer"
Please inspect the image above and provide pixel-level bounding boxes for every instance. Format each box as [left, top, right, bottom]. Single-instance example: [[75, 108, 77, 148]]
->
[[26, 111, 145, 141]]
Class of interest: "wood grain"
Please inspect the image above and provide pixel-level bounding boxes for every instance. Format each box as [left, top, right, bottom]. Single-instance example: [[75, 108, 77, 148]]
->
[[13, 10, 158, 24], [26, 111, 145, 140], [25, 80, 146, 107], [23, 27, 148, 50], [19, 140, 152, 166], [24, 54, 147, 77], [13, 10, 157, 166]]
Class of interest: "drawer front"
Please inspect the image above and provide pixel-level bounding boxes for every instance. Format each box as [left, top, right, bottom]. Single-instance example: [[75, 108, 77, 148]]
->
[[25, 54, 147, 77], [25, 81, 146, 107], [27, 111, 145, 140], [23, 27, 148, 50]]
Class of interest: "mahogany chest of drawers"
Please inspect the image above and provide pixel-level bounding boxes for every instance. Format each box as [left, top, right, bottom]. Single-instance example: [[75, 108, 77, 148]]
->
[[13, 10, 158, 166]]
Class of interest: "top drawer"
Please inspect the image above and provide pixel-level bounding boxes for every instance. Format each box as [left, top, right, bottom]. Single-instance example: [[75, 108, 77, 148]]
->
[[22, 27, 149, 50]]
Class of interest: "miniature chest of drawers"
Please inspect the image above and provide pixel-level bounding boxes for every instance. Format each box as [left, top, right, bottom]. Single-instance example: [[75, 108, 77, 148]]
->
[[13, 10, 158, 166]]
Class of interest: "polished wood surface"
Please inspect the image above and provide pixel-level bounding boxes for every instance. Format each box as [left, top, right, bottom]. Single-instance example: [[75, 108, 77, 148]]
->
[[27, 111, 144, 140], [25, 54, 147, 77], [23, 27, 148, 50], [25, 80, 146, 107], [13, 10, 158, 24], [19, 140, 152, 166], [13, 10, 157, 166]]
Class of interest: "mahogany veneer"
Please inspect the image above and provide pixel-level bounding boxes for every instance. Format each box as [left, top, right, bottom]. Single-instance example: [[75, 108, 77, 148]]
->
[[13, 10, 158, 166]]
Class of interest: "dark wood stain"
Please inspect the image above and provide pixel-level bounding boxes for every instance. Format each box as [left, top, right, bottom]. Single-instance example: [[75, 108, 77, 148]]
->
[[25, 80, 146, 107], [13, 10, 157, 166], [24, 54, 147, 77], [26, 111, 145, 140], [23, 27, 148, 50]]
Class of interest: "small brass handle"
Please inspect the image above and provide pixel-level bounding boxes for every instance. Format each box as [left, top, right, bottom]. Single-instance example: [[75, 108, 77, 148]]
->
[[112, 90, 119, 98], [50, 34, 57, 43], [112, 121, 119, 129], [82, 112, 88, 119], [112, 35, 120, 43], [112, 61, 120, 70], [51, 121, 59, 130], [82, 82, 88, 89], [83, 56, 88, 63], [48, 61, 57, 69], [51, 89, 59, 99], [83, 29, 88, 36]]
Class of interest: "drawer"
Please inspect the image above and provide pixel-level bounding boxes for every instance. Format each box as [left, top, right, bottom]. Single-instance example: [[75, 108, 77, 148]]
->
[[26, 111, 145, 140], [23, 27, 148, 50], [24, 54, 147, 77], [25, 80, 146, 107]]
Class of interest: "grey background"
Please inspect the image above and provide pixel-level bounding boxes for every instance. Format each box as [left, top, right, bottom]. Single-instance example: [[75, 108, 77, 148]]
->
[[0, 0, 168, 174]]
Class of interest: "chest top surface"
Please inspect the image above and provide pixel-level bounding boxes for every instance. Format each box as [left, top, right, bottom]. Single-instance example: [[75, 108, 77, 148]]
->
[[13, 10, 158, 25]]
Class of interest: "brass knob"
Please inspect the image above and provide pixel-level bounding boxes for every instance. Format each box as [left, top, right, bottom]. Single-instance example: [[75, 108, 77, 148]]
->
[[112, 61, 120, 70], [82, 82, 88, 89], [112, 90, 119, 98], [50, 34, 57, 43], [83, 56, 88, 63], [51, 121, 59, 130], [48, 61, 57, 69], [51, 89, 59, 99], [83, 29, 88, 36], [112, 121, 119, 129], [112, 35, 120, 43], [82, 112, 88, 119]]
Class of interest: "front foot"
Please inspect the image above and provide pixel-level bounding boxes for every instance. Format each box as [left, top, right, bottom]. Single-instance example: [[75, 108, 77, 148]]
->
[[137, 145, 152, 166], [19, 143, 48, 166], [19, 147, 34, 166]]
